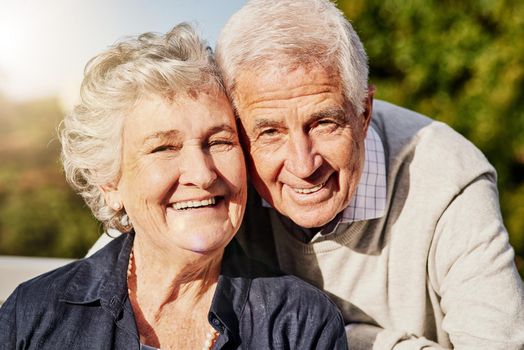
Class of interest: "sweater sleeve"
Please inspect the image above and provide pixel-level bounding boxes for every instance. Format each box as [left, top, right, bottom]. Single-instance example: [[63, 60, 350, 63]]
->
[[428, 173, 524, 349], [0, 286, 19, 349], [345, 172, 524, 350], [346, 324, 449, 350]]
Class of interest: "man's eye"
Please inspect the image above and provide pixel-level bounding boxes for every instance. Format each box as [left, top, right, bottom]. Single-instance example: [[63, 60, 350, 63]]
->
[[312, 120, 338, 132], [258, 128, 279, 138]]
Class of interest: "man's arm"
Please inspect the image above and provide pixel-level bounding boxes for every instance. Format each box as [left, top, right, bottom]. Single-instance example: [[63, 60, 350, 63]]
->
[[345, 173, 524, 350], [429, 173, 524, 349], [345, 324, 448, 350]]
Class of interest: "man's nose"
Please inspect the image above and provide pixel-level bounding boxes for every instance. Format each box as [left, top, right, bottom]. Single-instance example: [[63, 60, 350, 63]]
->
[[284, 132, 322, 178], [178, 147, 217, 189]]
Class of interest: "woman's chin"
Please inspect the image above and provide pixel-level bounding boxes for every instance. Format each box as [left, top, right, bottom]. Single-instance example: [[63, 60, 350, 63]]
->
[[175, 230, 234, 256]]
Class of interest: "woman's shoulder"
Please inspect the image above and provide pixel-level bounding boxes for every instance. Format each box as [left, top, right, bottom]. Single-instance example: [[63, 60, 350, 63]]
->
[[251, 273, 340, 314], [232, 264, 347, 349], [14, 258, 86, 303], [0, 257, 88, 332], [7, 233, 129, 310], [222, 239, 341, 318]]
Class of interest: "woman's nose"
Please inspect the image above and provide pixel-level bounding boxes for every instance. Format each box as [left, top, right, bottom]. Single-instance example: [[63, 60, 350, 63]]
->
[[178, 147, 218, 189]]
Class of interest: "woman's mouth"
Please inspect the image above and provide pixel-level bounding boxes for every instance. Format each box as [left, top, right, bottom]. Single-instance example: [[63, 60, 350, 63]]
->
[[172, 197, 221, 210]]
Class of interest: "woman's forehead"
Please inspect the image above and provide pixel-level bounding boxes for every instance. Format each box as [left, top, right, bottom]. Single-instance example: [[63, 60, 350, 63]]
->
[[123, 93, 236, 141]]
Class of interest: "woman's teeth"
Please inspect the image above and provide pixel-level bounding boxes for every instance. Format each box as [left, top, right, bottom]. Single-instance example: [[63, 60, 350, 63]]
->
[[174, 197, 216, 210]]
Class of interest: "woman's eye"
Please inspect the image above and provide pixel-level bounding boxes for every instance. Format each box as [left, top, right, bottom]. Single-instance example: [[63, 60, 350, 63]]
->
[[208, 139, 234, 150], [210, 140, 232, 146], [151, 145, 178, 153]]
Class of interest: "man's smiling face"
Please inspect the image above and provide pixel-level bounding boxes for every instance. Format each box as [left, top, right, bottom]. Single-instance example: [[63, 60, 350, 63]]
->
[[235, 65, 371, 228]]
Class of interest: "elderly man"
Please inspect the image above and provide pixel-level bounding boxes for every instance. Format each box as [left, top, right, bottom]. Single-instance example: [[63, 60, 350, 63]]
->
[[213, 0, 524, 349]]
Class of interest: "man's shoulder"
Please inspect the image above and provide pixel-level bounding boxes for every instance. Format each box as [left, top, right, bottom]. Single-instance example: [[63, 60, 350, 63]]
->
[[372, 99, 494, 182], [372, 99, 434, 137], [372, 99, 484, 156]]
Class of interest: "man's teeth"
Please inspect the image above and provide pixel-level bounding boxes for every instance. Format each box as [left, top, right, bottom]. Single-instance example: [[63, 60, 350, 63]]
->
[[293, 183, 325, 194], [174, 197, 216, 210]]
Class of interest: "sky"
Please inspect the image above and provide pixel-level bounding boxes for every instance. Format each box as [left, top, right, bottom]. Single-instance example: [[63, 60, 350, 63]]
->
[[0, 0, 246, 110]]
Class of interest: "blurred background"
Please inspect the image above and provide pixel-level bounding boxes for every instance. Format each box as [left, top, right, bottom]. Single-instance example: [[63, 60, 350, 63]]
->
[[0, 0, 522, 277]]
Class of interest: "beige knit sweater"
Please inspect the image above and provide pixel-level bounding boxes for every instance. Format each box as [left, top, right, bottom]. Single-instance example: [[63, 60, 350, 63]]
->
[[236, 100, 524, 350]]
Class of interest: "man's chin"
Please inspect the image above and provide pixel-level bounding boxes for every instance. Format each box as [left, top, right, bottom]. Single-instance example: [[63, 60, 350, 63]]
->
[[287, 210, 338, 229]]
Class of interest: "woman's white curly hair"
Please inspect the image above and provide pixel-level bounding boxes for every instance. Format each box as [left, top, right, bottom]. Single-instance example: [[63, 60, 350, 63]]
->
[[59, 23, 223, 232]]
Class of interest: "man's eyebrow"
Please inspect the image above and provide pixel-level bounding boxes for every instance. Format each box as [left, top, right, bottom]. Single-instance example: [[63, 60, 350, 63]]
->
[[251, 118, 284, 132], [309, 107, 350, 123]]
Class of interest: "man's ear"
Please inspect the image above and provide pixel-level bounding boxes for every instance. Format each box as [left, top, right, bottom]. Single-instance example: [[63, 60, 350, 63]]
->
[[98, 183, 122, 211], [362, 85, 375, 133]]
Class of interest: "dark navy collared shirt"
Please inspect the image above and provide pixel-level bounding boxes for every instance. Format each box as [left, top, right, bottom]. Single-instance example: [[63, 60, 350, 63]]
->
[[0, 233, 347, 349]]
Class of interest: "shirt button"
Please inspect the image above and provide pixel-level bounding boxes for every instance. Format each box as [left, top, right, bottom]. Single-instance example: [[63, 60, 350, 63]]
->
[[211, 318, 223, 331]]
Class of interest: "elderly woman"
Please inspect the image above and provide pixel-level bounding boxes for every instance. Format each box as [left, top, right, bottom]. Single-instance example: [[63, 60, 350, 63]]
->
[[0, 24, 346, 349]]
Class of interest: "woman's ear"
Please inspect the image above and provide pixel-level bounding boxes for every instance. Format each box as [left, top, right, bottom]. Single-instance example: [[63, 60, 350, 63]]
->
[[99, 183, 123, 211]]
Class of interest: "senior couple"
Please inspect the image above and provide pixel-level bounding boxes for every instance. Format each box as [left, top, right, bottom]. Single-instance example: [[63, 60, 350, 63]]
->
[[1, 0, 523, 349]]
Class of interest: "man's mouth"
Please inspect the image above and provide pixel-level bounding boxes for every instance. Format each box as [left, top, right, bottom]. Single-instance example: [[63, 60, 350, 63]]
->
[[172, 197, 219, 210], [292, 182, 325, 194]]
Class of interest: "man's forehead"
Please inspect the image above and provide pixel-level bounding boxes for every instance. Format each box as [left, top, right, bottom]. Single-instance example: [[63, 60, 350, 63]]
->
[[234, 64, 344, 109]]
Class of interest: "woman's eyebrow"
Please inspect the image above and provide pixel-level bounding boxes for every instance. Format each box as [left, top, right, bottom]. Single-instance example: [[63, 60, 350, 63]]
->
[[208, 124, 237, 135], [143, 129, 182, 144]]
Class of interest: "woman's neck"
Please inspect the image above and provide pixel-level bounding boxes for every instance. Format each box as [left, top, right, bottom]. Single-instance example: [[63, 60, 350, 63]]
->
[[127, 239, 223, 349], [129, 239, 223, 309]]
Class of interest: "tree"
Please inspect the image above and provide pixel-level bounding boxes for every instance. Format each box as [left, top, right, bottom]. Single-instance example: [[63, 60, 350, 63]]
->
[[339, 0, 524, 275]]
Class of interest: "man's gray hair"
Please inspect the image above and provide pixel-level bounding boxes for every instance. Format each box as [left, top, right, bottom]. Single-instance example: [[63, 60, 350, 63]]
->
[[216, 0, 369, 116], [59, 23, 223, 232]]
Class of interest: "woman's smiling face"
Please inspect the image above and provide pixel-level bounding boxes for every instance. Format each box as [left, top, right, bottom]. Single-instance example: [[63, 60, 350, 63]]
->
[[107, 91, 247, 256]]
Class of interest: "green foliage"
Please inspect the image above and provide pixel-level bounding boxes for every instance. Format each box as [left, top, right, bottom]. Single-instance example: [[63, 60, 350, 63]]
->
[[339, 0, 524, 275], [0, 98, 100, 258], [0, 2, 522, 276]]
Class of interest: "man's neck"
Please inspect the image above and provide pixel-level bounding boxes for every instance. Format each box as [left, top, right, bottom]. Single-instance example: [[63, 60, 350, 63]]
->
[[276, 211, 346, 243]]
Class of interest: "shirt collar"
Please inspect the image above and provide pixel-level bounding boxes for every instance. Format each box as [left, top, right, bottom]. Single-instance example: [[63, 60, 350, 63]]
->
[[340, 125, 387, 223], [61, 233, 132, 308], [208, 238, 288, 347], [61, 233, 264, 348], [262, 125, 387, 223]]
